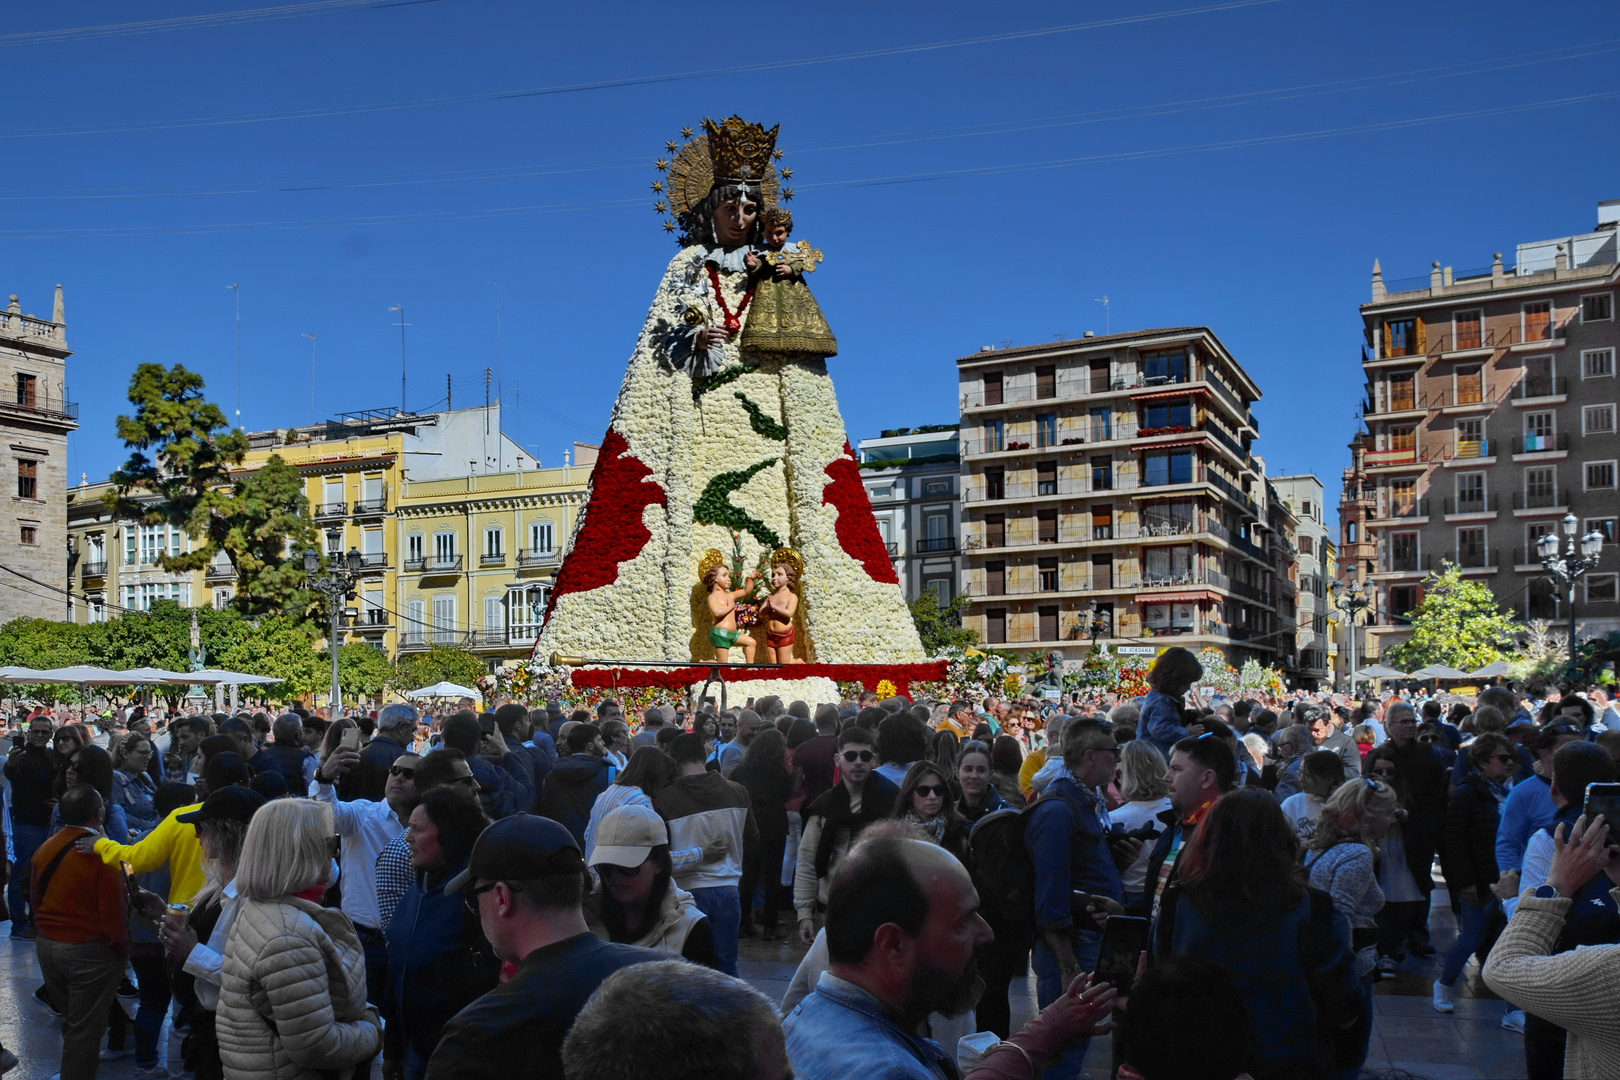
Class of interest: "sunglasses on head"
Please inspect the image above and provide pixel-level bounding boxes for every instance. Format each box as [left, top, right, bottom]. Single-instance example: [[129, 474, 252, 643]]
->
[[841, 749, 874, 763], [913, 783, 949, 798]]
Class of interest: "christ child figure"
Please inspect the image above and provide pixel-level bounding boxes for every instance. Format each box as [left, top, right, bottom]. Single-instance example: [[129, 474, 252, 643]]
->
[[704, 558, 757, 664], [739, 208, 838, 358], [760, 549, 803, 665]]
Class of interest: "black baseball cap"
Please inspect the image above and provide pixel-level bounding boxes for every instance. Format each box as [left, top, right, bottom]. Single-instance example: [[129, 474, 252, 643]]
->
[[445, 813, 580, 893], [177, 784, 266, 827]]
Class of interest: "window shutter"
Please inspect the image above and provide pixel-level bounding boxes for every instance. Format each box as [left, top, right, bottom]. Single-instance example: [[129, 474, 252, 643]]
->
[[1414, 316, 1426, 354]]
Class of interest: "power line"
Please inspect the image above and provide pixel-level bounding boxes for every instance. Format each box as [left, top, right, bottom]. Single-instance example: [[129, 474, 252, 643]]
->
[[0, 1, 438, 49], [0, 0, 1283, 142]]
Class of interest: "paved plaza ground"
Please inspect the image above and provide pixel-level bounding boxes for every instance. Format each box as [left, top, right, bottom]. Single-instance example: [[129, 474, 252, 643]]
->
[[0, 882, 1530, 1079]]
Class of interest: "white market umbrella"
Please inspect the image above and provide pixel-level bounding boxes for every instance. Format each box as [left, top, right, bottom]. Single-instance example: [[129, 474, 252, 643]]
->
[[1467, 660, 1513, 678], [29, 666, 161, 685], [1409, 664, 1470, 680], [404, 681, 481, 700], [1353, 664, 1409, 680], [121, 667, 202, 683], [190, 669, 283, 686], [0, 667, 51, 683]]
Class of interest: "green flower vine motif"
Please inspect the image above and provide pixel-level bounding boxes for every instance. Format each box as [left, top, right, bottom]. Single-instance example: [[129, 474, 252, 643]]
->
[[692, 363, 758, 400], [695, 458, 782, 549], [733, 392, 787, 441]]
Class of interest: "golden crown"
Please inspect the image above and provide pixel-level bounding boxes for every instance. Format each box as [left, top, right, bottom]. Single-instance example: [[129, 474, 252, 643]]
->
[[704, 115, 779, 184], [698, 549, 726, 580]]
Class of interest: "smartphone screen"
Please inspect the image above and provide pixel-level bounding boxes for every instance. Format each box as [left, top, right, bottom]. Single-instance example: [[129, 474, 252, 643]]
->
[[341, 727, 361, 751], [1583, 783, 1620, 839], [1093, 915, 1148, 995]]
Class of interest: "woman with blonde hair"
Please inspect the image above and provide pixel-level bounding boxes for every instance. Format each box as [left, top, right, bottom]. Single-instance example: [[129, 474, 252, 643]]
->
[[1304, 777, 1401, 1071], [1107, 740, 1171, 908], [217, 798, 380, 1080]]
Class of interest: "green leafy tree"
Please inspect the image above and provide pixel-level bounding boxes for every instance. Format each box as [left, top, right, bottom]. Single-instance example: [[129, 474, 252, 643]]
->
[[389, 646, 487, 698], [209, 615, 324, 699], [909, 592, 979, 655], [106, 363, 318, 621], [1384, 564, 1517, 673], [0, 618, 107, 702], [322, 642, 394, 702]]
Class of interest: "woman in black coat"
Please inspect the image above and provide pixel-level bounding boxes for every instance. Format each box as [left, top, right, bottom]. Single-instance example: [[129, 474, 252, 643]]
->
[[1434, 732, 1517, 1010]]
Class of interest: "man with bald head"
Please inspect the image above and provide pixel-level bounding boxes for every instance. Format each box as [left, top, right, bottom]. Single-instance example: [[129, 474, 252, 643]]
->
[[782, 834, 993, 1079]]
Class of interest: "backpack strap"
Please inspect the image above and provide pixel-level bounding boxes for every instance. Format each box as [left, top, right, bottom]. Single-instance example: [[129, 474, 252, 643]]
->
[[30, 831, 87, 913]]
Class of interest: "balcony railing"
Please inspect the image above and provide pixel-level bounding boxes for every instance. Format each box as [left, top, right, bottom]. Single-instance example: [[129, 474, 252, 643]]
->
[[1378, 498, 1430, 520], [314, 502, 347, 519], [204, 563, 235, 583], [1364, 447, 1419, 468], [517, 548, 559, 568], [1379, 552, 1435, 574], [1514, 546, 1551, 566], [1514, 433, 1569, 454], [405, 555, 463, 573], [885, 541, 899, 555], [1513, 488, 1570, 511], [2, 392, 78, 422], [960, 421, 1140, 456], [357, 552, 387, 570], [1424, 387, 1490, 409], [1443, 494, 1498, 515], [1446, 548, 1499, 570], [1513, 376, 1568, 401], [359, 608, 389, 627], [963, 476, 1138, 502], [1451, 438, 1492, 460], [80, 560, 107, 578], [352, 497, 387, 515], [480, 553, 507, 567], [916, 537, 956, 554]]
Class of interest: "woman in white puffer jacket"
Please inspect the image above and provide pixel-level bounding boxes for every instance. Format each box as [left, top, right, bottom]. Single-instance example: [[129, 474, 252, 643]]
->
[[217, 798, 381, 1080]]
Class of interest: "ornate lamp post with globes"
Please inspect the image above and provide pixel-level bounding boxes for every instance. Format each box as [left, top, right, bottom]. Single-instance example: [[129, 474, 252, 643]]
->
[[1331, 567, 1373, 698], [1536, 512, 1606, 681], [305, 546, 365, 716]]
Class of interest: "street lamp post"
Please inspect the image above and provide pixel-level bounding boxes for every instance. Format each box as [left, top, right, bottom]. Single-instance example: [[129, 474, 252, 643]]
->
[[1331, 567, 1372, 698], [1536, 512, 1606, 681], [1087, 600, 1112, 650], [305, 547, 364, 716]]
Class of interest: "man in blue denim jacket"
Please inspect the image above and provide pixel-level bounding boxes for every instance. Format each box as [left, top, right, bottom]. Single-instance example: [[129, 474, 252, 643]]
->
[[782, 833, 993, 1080], [1024, 719, 1126, 1080]]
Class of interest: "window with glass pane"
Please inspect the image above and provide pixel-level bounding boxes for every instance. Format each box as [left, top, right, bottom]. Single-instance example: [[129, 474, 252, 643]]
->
[[434, 531, 456, 560], [1391, 532, 1418, 572], [16, 459, 36, 499], [1524, 301, 1553, 341], [408, 534, 425, 563], [1388, 479, 1416, 516], [986, 468, 1004, 500], [1586, 518, 1618, 543], [1390, 426, 1416, 451], [1142, 350, 1188, 383], [984, 418, 1004, 452], [1457, 473, 1484, 512], [530, 521, 554, 554], [1588, 461, 1617, 490], [1036, 414, 1056, 447], [1142, 401, 1193, 430], [1091, 456, 1112, 490], [485, 527, 503, 557], [1089, 407, 1111, 441], [1092, 505, 1113, 541], [1584, 405, 1616, 435], [1036, 461, 1057, 495], [1456, 365, 1483, 405], [1454, 310, 1482, 350], [1583, 294, 1613, 323], [1457, 527, 1486, 567], [1525, 466, 1556, 507], [432, 596, 456, 643], [15, 373, 36, 407], [1038, 510, 1057, 543], [1388, 373, 1415, 411], [1584, 349, 1615, 379], [1586, 575, 1617, 602], [1038, 558, 1058, 591]]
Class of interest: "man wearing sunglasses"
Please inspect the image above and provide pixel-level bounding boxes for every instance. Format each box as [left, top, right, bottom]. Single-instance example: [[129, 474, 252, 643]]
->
[[316, 745, 417, 1004], [6, 715, 57, 938], [793, 726, 898, 947]]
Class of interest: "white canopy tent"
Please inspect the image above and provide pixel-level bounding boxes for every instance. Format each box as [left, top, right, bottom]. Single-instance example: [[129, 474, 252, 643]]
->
[[403, 681, 481, 701]]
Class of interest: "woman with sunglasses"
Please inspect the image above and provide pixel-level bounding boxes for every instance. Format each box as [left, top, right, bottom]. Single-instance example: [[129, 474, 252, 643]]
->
[[384, 788, 500, 1080], [49, 723, 92, 800], [891, 760, 970, 866], [584, 804, 718, 967], [1432, 732, 1517, 1013]]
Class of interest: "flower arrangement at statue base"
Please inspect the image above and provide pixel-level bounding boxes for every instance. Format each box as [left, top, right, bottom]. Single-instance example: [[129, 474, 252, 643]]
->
[[937, 647, 1009, 703], [567, 660, 946, 700], [1238, 659, 1286, 696]]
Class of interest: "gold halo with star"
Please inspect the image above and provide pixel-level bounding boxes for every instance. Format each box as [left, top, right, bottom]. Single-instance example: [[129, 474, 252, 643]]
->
[[654, 124, 793, 243]]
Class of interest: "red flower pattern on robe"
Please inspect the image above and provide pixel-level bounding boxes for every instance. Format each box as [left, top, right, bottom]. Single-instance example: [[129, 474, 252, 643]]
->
[[822, 440, 899, 585]]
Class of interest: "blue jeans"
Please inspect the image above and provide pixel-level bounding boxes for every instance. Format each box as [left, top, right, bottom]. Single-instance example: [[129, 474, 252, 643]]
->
[[1440, 895, 1497, 985], [8, 822, 47, 930], [1031, 928, 1102, 1080], [130, 956, 171, 1068], [688, 884, 741, 976]]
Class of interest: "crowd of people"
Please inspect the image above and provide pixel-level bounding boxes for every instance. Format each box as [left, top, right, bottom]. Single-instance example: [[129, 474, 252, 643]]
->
[[4, 652, 1620, 1080]]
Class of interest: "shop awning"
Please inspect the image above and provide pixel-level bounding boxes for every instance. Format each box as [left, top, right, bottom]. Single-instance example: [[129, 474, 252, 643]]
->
[[1136, 590, 1221, 605]]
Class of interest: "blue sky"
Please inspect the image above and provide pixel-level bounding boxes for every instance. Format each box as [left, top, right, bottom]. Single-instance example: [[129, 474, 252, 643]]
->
[[5, 0, 1618, 535]]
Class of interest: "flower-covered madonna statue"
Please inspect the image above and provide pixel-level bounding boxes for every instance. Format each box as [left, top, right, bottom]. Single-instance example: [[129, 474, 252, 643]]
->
[[534, 116, 925, 668]]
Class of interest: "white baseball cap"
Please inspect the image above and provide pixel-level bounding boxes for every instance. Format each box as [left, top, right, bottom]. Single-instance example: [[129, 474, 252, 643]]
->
[[589, 804, 667, 868]]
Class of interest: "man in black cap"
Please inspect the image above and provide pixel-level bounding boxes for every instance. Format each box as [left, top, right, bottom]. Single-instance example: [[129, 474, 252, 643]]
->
[[424, 815, 660, 1080]]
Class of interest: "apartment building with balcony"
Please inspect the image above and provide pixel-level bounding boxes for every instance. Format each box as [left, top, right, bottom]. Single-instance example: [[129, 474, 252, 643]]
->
[[1346, 199, 1620, 660], [394, 444, 591, 668], [1273, 474, 1332, 689], [66, 479, 197, 626], [956, 327, 1291, 666], [2, 287, 76, 623], [856, 426, 961, 606]]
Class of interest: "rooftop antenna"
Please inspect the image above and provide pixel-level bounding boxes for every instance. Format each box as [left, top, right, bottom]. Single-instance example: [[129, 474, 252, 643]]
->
[[302, 333, 316, 426], [1093, 295, 1110, 335], [389, 305, 409, 414], [227, 284, 241, 427]]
